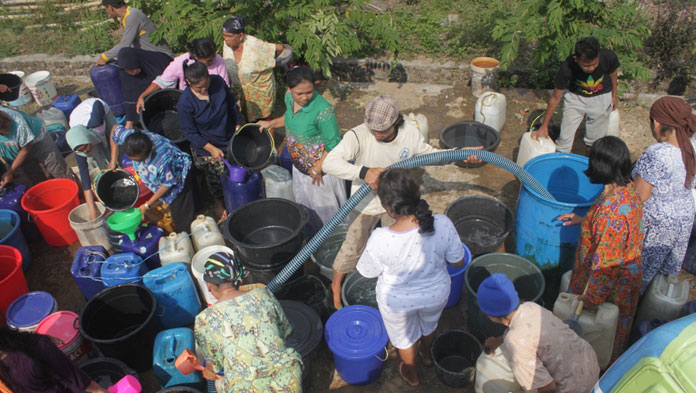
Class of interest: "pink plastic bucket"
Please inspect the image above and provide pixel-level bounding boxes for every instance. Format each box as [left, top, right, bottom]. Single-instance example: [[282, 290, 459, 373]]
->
[[36, 311, 93, 364]]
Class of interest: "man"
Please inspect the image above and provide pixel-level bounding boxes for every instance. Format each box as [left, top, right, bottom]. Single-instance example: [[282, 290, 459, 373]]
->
[[533, 37, 619, 153], [96, 0, 172, 66], [478, 273, 599, 393]]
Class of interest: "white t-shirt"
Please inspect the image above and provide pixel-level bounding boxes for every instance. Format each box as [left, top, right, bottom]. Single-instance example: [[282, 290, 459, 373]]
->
[[69, 98, 112, 136], [357, 214, 465, 311]]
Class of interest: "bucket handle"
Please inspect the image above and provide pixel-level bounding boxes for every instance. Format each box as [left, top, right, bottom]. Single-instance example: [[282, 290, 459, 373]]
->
[[73, 317, 80, 330], [375, 347, 388, 362]]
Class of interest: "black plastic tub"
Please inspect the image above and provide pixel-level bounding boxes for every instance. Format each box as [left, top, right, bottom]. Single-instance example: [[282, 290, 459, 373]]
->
[[140, 89, 186, 145], [79, 284, 162, 372], [80, 357, 139, 389], [228, 124, 274, 170], [431, 330, 481, 388], [439, 121, 500, 168], [341, 272, 378, 309], [0, 73, 21, 101], [280, 300, 323, 392], [444, 195, 513, 256], [94, 169, 139, 211]]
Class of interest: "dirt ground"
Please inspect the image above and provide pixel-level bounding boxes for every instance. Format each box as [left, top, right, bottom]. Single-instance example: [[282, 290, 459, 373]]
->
[[19, 76, 696, 393]]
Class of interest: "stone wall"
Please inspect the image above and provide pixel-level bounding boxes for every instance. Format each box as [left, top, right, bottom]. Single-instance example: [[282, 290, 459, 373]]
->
[[0, 54, 95, 77]]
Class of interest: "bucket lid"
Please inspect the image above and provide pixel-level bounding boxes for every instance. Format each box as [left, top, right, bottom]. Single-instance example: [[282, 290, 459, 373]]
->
[[280, 300, 323, 358], [35, 311, 80, 349], [0, 183, 27, 208], [6, 291, 56, 328], [325, 305, 388, 359]]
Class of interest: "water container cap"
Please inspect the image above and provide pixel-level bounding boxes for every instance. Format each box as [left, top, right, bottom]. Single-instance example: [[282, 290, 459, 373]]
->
[[280, 300, 323, 358], [325, 305, 388, 359], [6, 291, 56, 328], [35, 311, 80, 349]]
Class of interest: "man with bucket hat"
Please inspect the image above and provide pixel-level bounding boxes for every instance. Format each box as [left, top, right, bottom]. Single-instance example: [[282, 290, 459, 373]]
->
[[477, 273, 599, 393]]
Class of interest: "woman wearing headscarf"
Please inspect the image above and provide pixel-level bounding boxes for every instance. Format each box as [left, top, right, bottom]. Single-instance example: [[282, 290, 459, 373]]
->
[[221, 16, 285, 122], [66, 124, 111, 220], [633, 96, 696, 292], [194, 252, 302, 393], [117, 47, 172, 129]]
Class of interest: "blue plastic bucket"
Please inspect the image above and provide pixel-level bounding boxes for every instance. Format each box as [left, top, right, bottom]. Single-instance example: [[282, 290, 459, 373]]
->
[[143, 263, 202, 329], [0, 183, 40, 242], [6, 291, 57, 331], [445, 242, 472, 308], [325, 305, 389, 385], [516, 153, 603, 303], [0, 209, 31, 271]]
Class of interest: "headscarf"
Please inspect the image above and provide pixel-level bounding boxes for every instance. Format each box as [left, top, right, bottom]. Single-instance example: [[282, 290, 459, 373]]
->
[[66, 125, 110, 168], [222, 16, 245, 34], [649, 96, 696, 188], [117, 47, 173, 122], [203, 252, 243, 285]]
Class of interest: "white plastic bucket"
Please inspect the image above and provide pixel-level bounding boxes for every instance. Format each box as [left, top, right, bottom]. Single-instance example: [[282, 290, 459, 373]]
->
[[25, 71, 58, 106], [470, 57, 499, 97], [68, 202, 111, 251], [474, 92, 506, 132], [191, 245, 236, 306], [8, 71, 33, 106]]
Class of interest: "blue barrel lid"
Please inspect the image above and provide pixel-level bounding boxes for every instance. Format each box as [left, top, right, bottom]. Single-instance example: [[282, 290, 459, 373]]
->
[[325, 305, 388, 359], [6, 291, 56, 328]]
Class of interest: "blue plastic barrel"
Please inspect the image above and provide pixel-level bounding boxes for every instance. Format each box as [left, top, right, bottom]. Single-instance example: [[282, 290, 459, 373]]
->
[[152, 328, 203, 389], [71, 246, 108, 300], [0, 209, 31, 271], [279, 144, 293, 175], [445, 242, 472, 308], [222, 170, 263, 214], [325, 305, 389, 385], [90, 65, 125, 117], [52, 94, 82, 120], [101, 253, 148, 287], [516, 153, 603, 303], [6, 291, 57, 331], [143, 262, 202, 329], [120, 223, 164, 270], [0, 183, 40, 242]]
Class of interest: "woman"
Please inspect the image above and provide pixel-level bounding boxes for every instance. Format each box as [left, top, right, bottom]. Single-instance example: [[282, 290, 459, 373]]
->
[[0, 326, 108, 393], [69, 98, 117, 138], [259, 67, 346, 225], [558, 136, 644, 364], [136, 37, 230, 113], [221, 16, 285, 122], [117, 47, 172, 129], [66, 125, 111, 220], [356, 168, 466, 387], [633, 96, 696, 292], [110, 124, 196, 232], [177, 62, 242, 218], [0, 106, 74, 188], [194, 252, 302, 392]]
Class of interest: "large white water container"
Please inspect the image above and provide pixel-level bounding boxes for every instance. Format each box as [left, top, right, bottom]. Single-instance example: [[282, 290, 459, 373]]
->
[[190, 215, 225, 251], [474, 347, 522, 393], [607, 110, 620, 137], [158, 232, 194, 266], [407, 112, 429, 142], [24, 71, 58, 106], [636, 274, 690, 323], [516, 132, 556, 167], [261, 165, 294, 201], [8, 71, 34, 106], [36, 107, 68, 133], [553, 292, 619, 369], [474, 92, 506, 133], [191, 245, 235, 306]]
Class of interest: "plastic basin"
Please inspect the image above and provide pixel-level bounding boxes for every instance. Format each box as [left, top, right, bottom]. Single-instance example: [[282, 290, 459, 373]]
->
[[228, 123, 274, 170], [432, 330, 482, 387], [439, 121, 500, 168], [21, 178, 80, 246], [444, 195, 513, 256]]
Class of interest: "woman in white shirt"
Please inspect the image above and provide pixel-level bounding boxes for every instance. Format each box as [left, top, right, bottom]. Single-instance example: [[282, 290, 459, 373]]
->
[[356, 168, 466, 387]]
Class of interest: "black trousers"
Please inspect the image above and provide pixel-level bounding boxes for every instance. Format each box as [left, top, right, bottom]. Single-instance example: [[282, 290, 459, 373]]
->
[[169, 170, 196, 232]]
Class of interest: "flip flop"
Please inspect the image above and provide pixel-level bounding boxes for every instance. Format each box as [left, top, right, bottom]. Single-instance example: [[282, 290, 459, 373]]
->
[[398, 360, 420, 387]]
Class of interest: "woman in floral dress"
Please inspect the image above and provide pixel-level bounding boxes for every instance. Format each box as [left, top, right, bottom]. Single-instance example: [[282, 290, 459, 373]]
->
[[260, 67, 346, 225], [558, 136, 644, 365]]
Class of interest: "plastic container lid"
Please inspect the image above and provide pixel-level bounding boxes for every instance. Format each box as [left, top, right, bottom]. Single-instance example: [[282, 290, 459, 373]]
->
[[35, 311, 80, 349], [280, 300, 323, 358], [325, 305, 388, 359], [6, 291, 56, 328]]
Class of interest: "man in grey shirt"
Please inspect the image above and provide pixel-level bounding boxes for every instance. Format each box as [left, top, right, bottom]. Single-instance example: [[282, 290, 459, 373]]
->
[[96, 0, 172, 66]]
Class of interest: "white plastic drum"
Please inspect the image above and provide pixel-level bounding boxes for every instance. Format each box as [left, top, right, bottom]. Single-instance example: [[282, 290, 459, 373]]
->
[[25, 71, 58, 106]]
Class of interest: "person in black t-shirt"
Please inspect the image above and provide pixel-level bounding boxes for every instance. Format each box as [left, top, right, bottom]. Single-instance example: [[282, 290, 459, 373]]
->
[[532, 37, 619, 153]]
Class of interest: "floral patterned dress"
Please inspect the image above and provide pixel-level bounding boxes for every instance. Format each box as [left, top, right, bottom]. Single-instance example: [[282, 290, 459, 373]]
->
[[194, 288, 302, 393], [568, 183, 644, 365]]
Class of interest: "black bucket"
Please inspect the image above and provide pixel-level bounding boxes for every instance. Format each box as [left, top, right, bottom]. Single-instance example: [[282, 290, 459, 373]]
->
[[223, 198, 308, 267], [140, 89, 186, 145], [280, 300, 323, 392], [156, 388, 203, 393], [439, 121, 500, 168], [464, 253, 545, 339], [444, 195, 513, 256], [341, 272, 378, 309], [79, 284, 162, 372], [432, 330, 481, 388], [240, 254, 303, 285], [228, 124, 274, 170], [79, 357, 138, 389], [0, 73, 22, 102], [94, 169, 139, 211], [103, 211, 122, 252], [276, 274, 330, 321]]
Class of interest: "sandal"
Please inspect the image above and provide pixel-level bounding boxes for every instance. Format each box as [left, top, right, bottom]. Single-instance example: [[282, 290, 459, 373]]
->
[[418, 342, 433, 368], [398, 360, 420, 387]]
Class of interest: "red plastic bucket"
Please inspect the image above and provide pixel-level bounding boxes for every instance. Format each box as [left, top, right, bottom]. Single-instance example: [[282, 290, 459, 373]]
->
[[21, 179, 80, 246], [0, 245, 28, 326], [36, 311, 94, 364]]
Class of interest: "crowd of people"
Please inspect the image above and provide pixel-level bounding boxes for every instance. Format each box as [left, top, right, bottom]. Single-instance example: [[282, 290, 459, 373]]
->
[[0, 1, 694, 390]]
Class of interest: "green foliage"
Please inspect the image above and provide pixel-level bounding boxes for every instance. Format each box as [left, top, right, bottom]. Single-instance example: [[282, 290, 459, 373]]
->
[[492, 0, 651, 87], [129, 0, 400, 77]]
